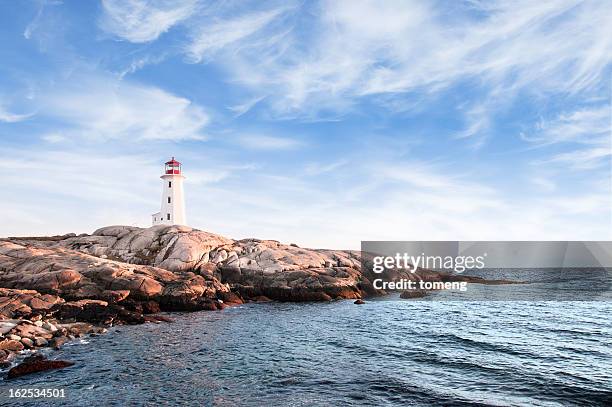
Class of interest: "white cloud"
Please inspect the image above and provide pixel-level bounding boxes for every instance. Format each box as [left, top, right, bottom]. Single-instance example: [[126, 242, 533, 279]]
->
[[531, 176, 556, 192], [228, 95, 266, 117], [527, 105, 611, 170], [0, 146, 258, 237], [304, 160, 347, 176], [0, 148, 160, 236], [544, 147, 611, 171], [189, 155, 611, 249], [526, 106, 610, 145], [42, 133, 67, 143], [0, 105, 32, 123], [185, 8, 284, 63], [4, 0, 611, 247], [235, 134, 302, 150], [180, 0, 611, 125], [187, 164, 257, 185], [100, 0, 196, 43], [36, 73, 209, 141], [118, 53, 168, 79], [2, 141, 609, 247], [23, 1, 45, 40]]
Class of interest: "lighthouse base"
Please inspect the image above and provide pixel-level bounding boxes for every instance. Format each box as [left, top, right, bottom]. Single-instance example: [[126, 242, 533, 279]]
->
[[151, 212, 164, 225]]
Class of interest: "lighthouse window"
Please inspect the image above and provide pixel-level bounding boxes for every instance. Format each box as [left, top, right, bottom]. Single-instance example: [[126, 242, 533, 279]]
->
[[167, 213, 170, 220], [168, 197, 171, 203], [168, 181, 172, 188]]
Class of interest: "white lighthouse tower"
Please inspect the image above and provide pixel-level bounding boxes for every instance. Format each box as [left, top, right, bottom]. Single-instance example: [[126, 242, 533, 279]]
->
[[152, 157, 186, 226]]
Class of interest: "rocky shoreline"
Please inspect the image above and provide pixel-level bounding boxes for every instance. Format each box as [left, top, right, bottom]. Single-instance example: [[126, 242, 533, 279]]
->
[[1, 225, 514, 377]]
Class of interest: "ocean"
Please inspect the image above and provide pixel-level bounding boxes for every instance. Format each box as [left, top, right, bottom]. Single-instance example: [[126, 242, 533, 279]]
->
[[2, 284, 611, 406]]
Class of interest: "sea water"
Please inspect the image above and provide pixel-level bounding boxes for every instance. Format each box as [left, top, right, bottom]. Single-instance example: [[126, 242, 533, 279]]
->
[[1, 272, 611, 406]]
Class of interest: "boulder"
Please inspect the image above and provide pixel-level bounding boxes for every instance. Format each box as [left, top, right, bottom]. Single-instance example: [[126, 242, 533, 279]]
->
[[400, 290, 429, 299], [57, 300, 145, 325], [34, 337, 48, 347], [7, 354, 75, 379], [42, 321, 58, 332], [21, 337, 34, 348], [10, 322, 54, 340], [0, 320, 17, 335], [101, 290, 131, 303], [49, 336, 69, 350], [123, 300, 161, 314], [0, 339, 24, 352], [217, 291, 244, 305]]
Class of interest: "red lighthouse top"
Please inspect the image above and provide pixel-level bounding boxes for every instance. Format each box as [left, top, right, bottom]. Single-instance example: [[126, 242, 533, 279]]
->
[[165, 157, 181, 174]]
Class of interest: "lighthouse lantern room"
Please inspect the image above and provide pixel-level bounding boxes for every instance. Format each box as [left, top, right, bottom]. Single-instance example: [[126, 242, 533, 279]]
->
[[152, 157, 186, 226]]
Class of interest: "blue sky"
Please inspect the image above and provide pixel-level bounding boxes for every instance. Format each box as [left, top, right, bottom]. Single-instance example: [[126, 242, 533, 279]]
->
[[0, 0, 610, 248]]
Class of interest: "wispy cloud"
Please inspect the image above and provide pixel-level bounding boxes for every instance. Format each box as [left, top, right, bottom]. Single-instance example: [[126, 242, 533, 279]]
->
[[23, 0, 47, 40], [228, 95, 266, 117], [525, 106, 610, 145], [41, 132, 66, 143], [0, 147, 160, 236], [175, 1, 612, 124], [0, 145, 259, 237], [100, 0, 196, 43], [185, 8, 285, 63], [190, 153, 611, 248], [118, 53, 168, 79], [1, 0, 610, 246], [234, 134, 303, 150], [35, 73, 209, 141], [527, 105, 611, 170], [0, 105, 32, 123], [97, 1, 612, 129], [304, 160, 347, 176]]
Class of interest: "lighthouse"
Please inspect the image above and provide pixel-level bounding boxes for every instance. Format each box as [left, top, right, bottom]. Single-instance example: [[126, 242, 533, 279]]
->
[[152, 157, 186, 226]]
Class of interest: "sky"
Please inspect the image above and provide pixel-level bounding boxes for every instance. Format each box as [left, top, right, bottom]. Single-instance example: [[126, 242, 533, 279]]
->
[[0, 0, 610, 249]]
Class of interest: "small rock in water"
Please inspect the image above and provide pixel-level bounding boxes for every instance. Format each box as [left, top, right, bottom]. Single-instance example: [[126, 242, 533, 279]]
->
[[49, 336, 69, 350], [8, 334, 21, 341], [400, 290, 428, 299], [354, 299, 365, 305], [0, 350, 14, 368], [144, 315, 173, 323], [7, 354, 75, 379]]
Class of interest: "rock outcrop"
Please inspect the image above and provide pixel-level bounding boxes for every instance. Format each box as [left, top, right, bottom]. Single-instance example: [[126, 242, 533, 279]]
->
[[50, 225, 368, 301], [0, 225, 516, 367], [0, 238, 231, 311], [5, 225, 510, 306]]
